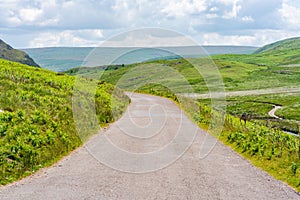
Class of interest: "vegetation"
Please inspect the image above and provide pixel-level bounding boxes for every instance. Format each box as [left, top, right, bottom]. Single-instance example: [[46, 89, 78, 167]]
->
[[0, 39, 39, 67], [24, 46, 257, 72], [199, 93, 300, 134], [254, 37, 300, 54], [0, 58, 130, 185], [63, 37, 300, 191], [64, 38, 300, 132], [131, 86, 300, 192]]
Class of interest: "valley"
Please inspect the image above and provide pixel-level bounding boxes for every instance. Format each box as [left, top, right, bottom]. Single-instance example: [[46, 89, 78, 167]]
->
[[0, 37, 299, 194], [64, 37, 300, 191]]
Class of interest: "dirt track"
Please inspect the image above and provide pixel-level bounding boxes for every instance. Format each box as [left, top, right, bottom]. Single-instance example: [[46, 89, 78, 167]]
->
[[0, 93, 299, 199], [268, 105, 282, 119], [183, 87, 300, 99]]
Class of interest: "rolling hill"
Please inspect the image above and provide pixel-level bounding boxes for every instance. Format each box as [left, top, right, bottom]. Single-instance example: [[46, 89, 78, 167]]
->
[[63, 37, 300, 191], [63, 36, 300, 191], [64, 36, 300, 129], [23, 46, 257, 71], [0, 39, 40, 67], [254, 37, 300, 54], [65, 36, 300, 93]]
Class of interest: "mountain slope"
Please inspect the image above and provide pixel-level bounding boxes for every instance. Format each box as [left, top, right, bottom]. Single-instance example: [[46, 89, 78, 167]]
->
[[0, 39, 40, 67], [23, 46, 257, 71], [254, 37, 300, 54]]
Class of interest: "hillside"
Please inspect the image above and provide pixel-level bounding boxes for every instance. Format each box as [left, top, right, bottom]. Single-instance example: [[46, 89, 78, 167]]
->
[[23, 46, 257, 71], [254, 37, 300, 54], [63, 37, 300, 191], [64, 36, 300, 131], [0, 39, 40, 67], [0, 58, 130, 185]]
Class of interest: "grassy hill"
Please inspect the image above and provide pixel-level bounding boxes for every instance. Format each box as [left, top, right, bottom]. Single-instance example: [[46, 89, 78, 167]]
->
[[23, 46, 257, 72], [254, 37, 300, 54], [64, 37, 300, 125], [0, 39, 40, 67], [0, 58, 129, 185], [64, 37, 300, 191]]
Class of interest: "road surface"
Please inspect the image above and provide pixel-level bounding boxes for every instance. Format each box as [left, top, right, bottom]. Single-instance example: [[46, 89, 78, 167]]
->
[[183, 87, 300, 99], [268, 105, 282, 119], [0, 93, 299, 199]]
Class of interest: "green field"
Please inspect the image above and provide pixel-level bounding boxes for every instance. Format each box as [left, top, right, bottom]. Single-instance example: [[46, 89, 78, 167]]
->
[[1, 37, 299, 190], [65, 37, 300, 191], [199, 93, 300, 134], [66, 43, 300, 93], [65, 38, 300, 133]]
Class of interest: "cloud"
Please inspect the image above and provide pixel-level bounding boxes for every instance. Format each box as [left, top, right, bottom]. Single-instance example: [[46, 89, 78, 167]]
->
[[279, 0, 300, 29], [241, 16, 254, 22], [160, 0, 207, 18], [19, 8, 43, 23], [1, 0, 59, 27], [29, 29, 104, 47], [201, 29, 300, 46], [206, 13, 219, 19], [209, 7, 219, 12], [202, 33, 256, 46], [0, 0, 299, 47], [100, 29, 196, 47], [222, 0, 242, 19]]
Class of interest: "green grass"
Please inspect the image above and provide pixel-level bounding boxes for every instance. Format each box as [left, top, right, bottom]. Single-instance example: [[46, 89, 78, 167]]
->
[[222, 93, 300, 120], [216, 93, 300, 134], [63, 38, 300, 191], [66, 53, 300, 93], [254, 37, 300, 54], [0, 59, 130, 185]]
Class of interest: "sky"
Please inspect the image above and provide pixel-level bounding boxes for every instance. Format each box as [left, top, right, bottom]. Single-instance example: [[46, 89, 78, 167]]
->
[[0, 0, 300, 48]]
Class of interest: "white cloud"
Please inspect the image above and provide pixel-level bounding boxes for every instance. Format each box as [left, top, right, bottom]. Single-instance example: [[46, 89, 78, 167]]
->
[[6, 10, 21, 25], [209, 7, 219, 12], [2, 0, 59, 27], [19, 8, 43, 23], [202, 29, 300, 46], [203, 33, 256, 46], [215, 0, 236, 6], [279, 1, 300, 29], [161, 0, 207, 17], [222, 0, 242, 19], [29, 29, 104, 47], [101, 29, 196, 47], [0, 0, 299, 47], [241, 16, 254, 22]]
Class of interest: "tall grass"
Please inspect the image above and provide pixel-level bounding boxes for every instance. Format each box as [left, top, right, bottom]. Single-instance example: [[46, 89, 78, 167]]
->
[[0, 59, 130, 185]]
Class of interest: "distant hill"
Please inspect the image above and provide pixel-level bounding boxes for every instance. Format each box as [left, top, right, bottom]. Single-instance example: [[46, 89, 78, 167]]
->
[[252, 37, 300, 65], [0, 39, 40, 67], [23, 46, 257, 72], [254, 37, 300, 54]]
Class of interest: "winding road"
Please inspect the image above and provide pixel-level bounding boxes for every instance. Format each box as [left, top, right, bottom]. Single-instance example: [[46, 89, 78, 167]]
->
[[0, 93, 299, 199], [268, 105, 282, 119]]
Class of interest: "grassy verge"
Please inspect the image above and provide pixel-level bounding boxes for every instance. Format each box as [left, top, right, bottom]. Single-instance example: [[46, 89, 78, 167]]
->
[[0, 59, 130, 185]]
